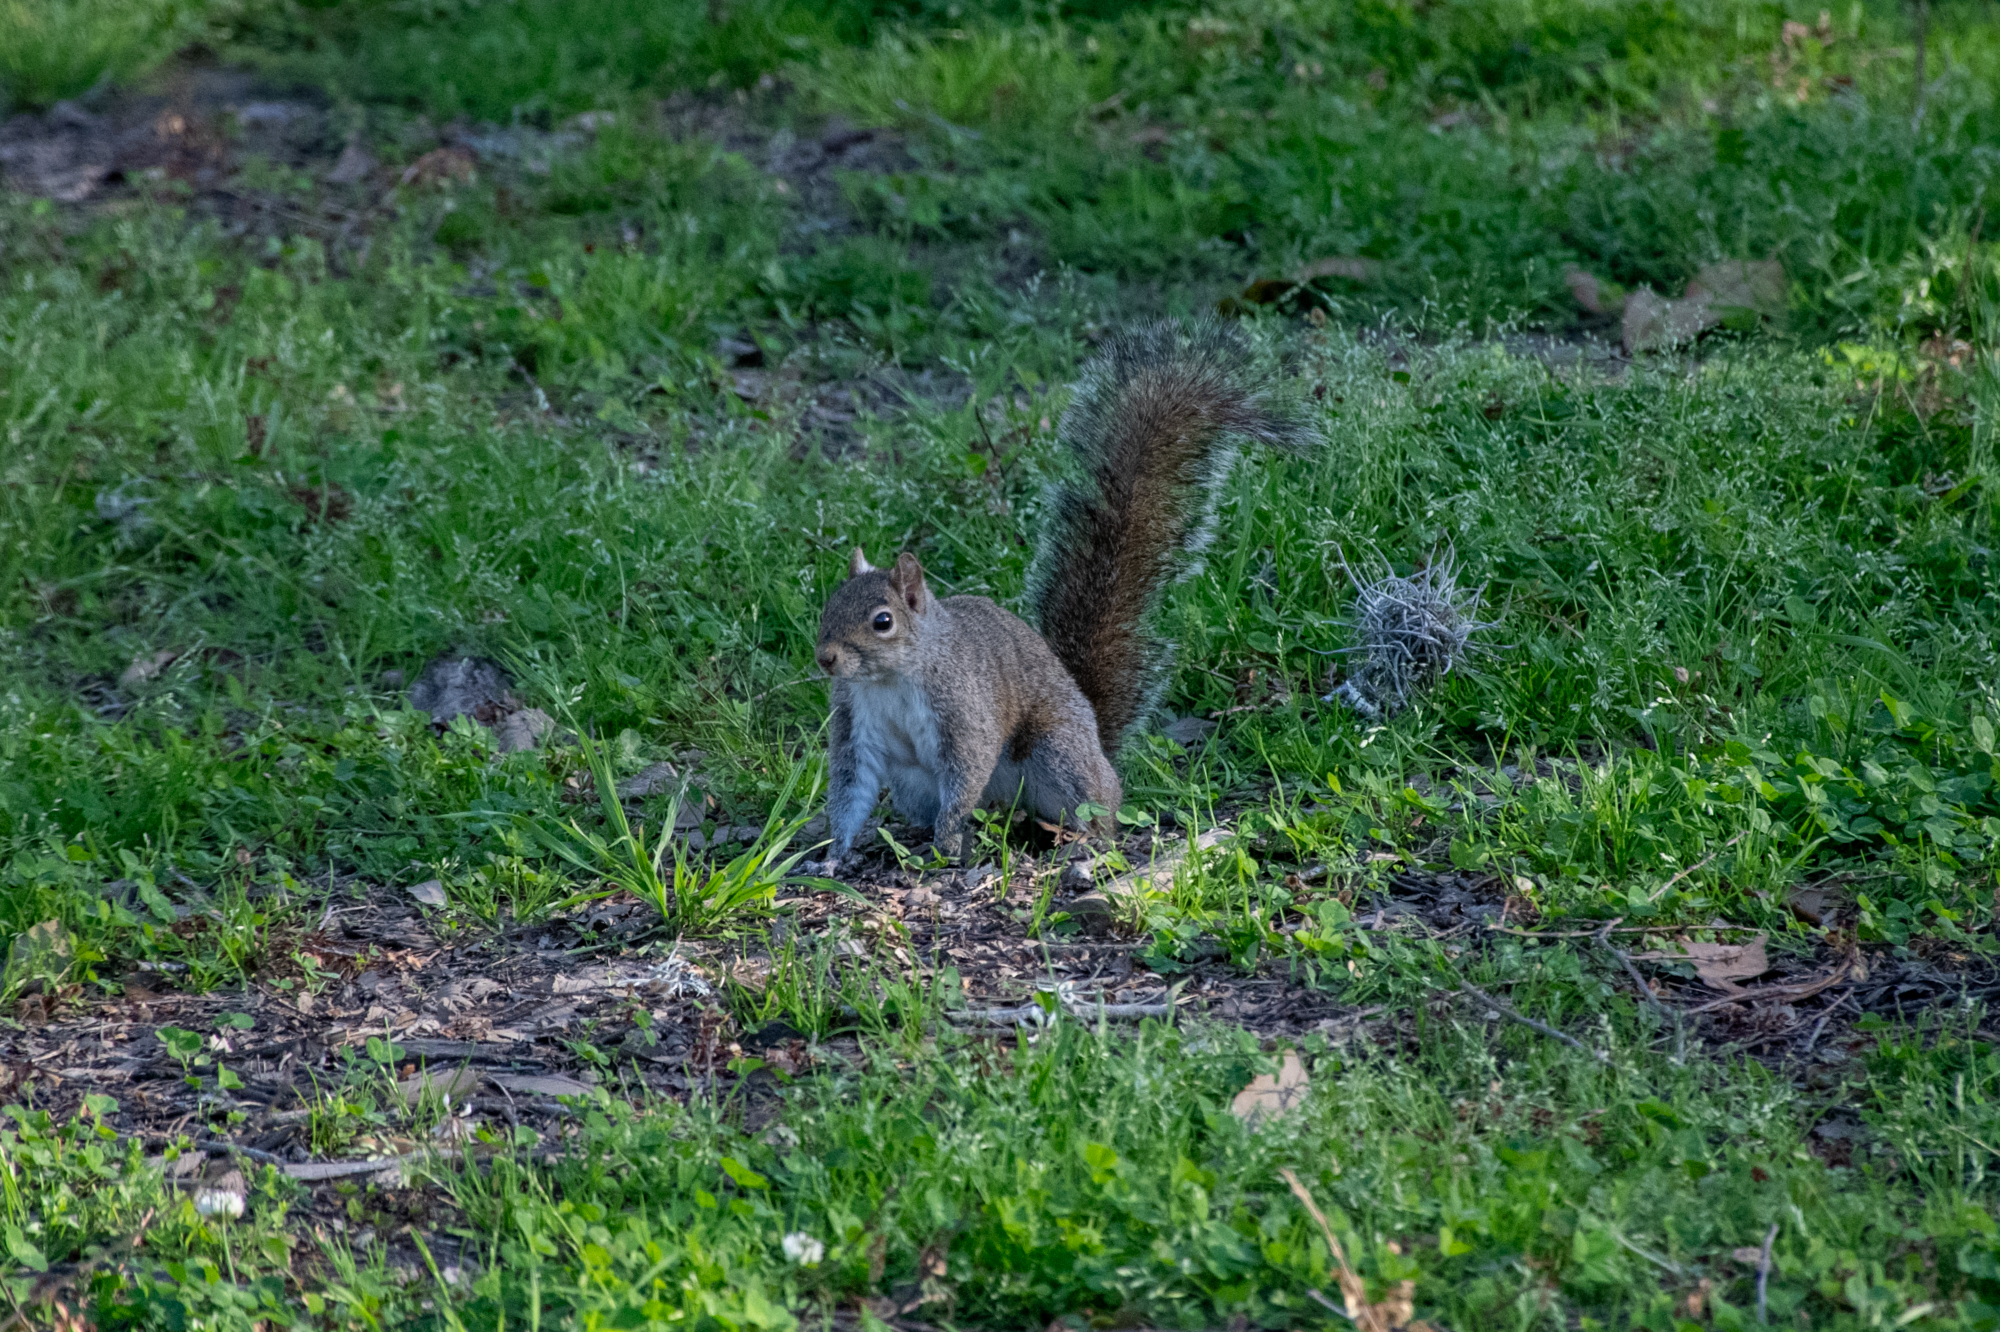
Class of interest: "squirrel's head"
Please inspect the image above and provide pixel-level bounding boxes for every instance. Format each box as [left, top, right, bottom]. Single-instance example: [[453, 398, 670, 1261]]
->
[[816, 549, 934, 680]]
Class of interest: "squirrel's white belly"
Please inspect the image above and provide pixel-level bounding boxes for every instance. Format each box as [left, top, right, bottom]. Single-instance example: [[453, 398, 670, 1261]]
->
[[848, 678, 943, 775]]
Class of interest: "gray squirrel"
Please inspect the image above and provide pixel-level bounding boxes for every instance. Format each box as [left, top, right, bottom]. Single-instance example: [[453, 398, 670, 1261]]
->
[[805, 320, 1312, 874]]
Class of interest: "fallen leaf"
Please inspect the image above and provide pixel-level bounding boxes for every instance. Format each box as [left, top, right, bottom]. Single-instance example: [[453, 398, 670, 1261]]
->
[[400, 145, 477, 187], [1622, 286, 1714, 352], [119, 649, 181, 689], [493, 707, 554, 753], [439, 976, 504, 1004], [397, 1065, 485, 1106], [1632, 934, 1770, 993], [1623, 258, 1784, 352], [1160, 715, 1218, 747], [326, 140, 377, 185], [1232, 1050, 1308, 1127], [617, 760, 681, 799], [407, 879, 448, 908], [1296, 255, 1381, 282], [8, 920, 73, 988], [1785, 884, 1842, 927]]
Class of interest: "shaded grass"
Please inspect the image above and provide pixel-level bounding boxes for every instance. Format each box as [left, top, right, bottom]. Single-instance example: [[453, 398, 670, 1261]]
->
[[0, 0, 209, 110]]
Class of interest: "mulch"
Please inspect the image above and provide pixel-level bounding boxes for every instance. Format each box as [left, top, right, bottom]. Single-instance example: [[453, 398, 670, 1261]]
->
[[7, 818, 1983, 1176]]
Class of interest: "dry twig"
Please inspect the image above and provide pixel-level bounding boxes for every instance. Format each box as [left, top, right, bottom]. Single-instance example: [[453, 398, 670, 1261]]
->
[[1644, 831, 1747, 903], [1756, 1223, 1779, 1323], [1457, 981, 1608, 1062]]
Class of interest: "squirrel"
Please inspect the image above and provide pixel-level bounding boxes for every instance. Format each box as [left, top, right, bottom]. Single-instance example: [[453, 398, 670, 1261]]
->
[[805, 320, 1312, 875]]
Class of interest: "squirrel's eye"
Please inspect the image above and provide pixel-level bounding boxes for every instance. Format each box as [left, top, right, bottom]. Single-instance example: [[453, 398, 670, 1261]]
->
[[871, 611, 894, 633]]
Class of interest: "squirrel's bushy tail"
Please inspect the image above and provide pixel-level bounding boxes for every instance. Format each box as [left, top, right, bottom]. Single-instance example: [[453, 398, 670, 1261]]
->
[[1027, 319, 1313, 754]]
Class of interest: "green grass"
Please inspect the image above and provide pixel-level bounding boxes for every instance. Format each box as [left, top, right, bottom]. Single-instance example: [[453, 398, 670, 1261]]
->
[[4, 0, 2000, 1324], [0, 0, 211, 110]]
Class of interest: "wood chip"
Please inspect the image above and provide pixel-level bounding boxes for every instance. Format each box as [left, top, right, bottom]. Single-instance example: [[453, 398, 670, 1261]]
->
[[1231, 1050, 1308, 1127]]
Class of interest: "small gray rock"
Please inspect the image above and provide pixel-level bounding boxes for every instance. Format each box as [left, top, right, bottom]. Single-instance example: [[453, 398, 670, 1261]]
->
[[1160, 715, 1217, 748], [408, 656, 514, 726]]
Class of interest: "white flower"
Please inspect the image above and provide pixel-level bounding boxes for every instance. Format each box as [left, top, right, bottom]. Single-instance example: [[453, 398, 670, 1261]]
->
[[781, 1232, 824, 1266], [194, 1189, 245, 1219]]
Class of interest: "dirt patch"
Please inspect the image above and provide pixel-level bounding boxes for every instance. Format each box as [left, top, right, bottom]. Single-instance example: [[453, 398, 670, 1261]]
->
[[661, 92, 918, 248], [3, 807, 1982, 1274], [0, 64, 334, 204]]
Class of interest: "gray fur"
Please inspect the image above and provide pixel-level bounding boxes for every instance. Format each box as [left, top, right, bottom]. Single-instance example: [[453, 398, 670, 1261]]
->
[[1026, 319, 1313, 750], [813, 552, 1118, 866], [808, 321, 1313, 871]]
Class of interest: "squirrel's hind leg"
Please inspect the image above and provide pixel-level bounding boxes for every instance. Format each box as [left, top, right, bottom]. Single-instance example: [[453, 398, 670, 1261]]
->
[[1020, 740, 1123, 843]]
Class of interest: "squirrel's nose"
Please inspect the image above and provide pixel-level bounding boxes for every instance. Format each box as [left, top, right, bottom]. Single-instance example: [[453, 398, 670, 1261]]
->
[[816, 648, 838, 673]]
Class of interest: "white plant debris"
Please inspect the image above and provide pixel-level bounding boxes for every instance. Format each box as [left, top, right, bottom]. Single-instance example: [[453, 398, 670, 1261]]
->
[[1324, 548, 1495, 718], [782, 1232, 825, 1266], [647, 948, 712, 998]]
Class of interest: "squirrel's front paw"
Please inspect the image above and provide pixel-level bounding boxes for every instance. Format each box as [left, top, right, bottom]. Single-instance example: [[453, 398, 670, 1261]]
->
[[799, 855, 845, 879]]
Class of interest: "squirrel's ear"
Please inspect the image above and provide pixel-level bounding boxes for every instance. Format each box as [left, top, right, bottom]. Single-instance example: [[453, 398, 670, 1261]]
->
[[848, 548, 876, 578], [887, 552, 931, 613]]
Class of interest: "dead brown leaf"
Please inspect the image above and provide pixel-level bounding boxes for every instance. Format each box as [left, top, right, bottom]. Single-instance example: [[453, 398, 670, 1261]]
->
[[1786, 884, 1843, 927], [398, 1065, 485, 1106], [1631, 934, 1770, 993], [1232, 1050, 1308, 1127], [401, 145, 477, 187], [407, 879, 448, 908], [327, 139, 377, 185], [1623, 259, 1785, 352]]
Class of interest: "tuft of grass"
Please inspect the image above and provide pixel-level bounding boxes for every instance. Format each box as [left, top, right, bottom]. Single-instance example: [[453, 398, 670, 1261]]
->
[[551, 716, 820, 936]]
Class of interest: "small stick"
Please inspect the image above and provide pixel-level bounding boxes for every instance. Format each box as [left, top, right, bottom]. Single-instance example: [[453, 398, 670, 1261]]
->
[[945, 992, 1178, 1028], [1686, 965, 1851, 1014], [1756, 1222, 1779, 1323], [1803, 991, 1853, 1054], [1281, 1169, 1383, 1332], [1488, 922, 1759, 938], [1592, 917, 1684, 1061], [1304, 1288, 1353, 1322], [1644, 831, 1747, 903], [194, 1138, 287, 1166], [1457, 981, 1608, 1062]]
